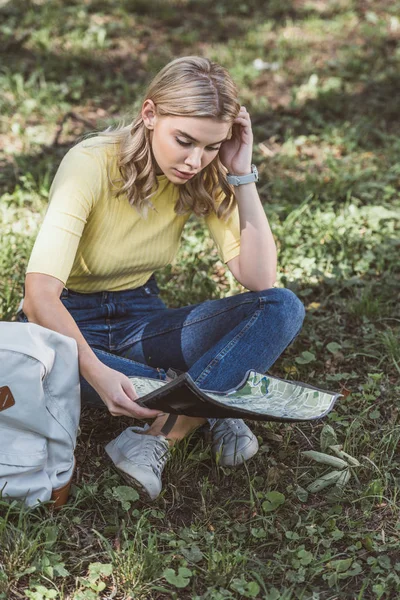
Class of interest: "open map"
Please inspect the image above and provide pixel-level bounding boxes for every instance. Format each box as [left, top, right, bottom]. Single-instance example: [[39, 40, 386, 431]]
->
[[205, 371, 338, 419], [130, 370, 339, 421]]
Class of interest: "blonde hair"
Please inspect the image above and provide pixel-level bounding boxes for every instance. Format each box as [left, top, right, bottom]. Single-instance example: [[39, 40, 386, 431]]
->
[[101, 56, 241, 219]]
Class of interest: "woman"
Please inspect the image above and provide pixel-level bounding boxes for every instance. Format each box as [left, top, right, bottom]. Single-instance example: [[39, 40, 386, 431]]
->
[[19, 56, 305, 500]]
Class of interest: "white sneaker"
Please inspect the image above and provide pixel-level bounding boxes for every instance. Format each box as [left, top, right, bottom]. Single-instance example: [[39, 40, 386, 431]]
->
[[204, 418, 259, 467], [105, 426, 170, 500]]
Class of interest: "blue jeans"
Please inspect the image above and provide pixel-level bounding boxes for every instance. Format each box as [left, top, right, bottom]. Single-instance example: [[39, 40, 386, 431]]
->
[[19, 277, 305, 406]]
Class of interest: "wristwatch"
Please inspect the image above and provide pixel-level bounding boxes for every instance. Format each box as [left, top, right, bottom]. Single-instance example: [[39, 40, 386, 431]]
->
[[226, 164, 259, 186]]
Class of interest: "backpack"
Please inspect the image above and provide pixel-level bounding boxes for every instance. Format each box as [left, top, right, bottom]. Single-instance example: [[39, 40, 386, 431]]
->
[[0, 322, 80, 507]]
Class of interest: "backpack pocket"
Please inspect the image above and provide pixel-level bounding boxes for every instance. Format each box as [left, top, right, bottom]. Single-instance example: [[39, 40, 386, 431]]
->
[[0, 424, 51, 506]]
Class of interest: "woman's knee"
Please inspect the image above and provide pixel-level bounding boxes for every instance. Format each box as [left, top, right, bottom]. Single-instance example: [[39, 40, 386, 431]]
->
[[257, 287, 305, 333], [274, 287, 305, 324]]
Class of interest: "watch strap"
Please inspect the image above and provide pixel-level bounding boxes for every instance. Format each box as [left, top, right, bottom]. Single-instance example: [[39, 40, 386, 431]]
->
[[226, 164, 258, 186]]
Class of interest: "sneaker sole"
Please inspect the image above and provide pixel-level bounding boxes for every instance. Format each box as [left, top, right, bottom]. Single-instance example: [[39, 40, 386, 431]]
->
[[113, 465, 155, 500], [105, 443, 160, 501]]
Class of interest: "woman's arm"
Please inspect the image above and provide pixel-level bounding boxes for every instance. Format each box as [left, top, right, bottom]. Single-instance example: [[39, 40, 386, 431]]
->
[[219, 106, 277, 291], [227, 182, 277, 291], [23, 273, 161, 419]]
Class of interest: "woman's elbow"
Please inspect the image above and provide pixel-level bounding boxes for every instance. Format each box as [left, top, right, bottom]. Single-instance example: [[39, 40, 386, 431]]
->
[[23, 275, 63, 320], [245, 273, 277, 292], [249, 281, 276, 292]]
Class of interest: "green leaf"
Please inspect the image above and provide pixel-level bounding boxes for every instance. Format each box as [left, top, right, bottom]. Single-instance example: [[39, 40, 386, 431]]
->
[[181, 544, 203, 563], [285, 531, 300, 540], [54, 563, 70, 577], [247, 581, 261, 597], [230, 578, 260, 597], [297, 548, 313, 566], [87, 562, 113, 584], [372, 583, 386, 600], [302, 450, 347, 469], [327, 573, 338, 587], [369, 409, 381, 419], [330, 558, 353, 573], [251, 527, 267, 539], [294, 485, 309, 502], [262, 491, 285, 512], [163, 567, 192, 588], [111, 486, 139, 510], [295, 351, 316, 365], [73, 591, 98, 600], [264, 589, 282, 600], [320, 424, 338, 451], [331, 529, 344, 541], [327, 342, 342, 354], [377, 555, 391, 570], [44, 525, 59, 547], [25, 587, 58, 600]]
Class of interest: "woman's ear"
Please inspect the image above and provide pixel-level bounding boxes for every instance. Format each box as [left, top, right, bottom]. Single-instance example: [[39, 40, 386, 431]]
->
[[142, 99, 157, 130]]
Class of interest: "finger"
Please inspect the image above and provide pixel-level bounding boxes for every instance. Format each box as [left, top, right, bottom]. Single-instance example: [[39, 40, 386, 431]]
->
[[133, 404, 163, 418], [111, 397, 162, 419], [129, 405, 163, 419], [234, 115, 251, 125], [111, 407, 160, 419], [232, 120, 251, 135], [121, 387, 163, 417], [238, 106, 250, 117], [120, 379, 163, 417], [121, 378, 139, 401], [232, 121, 253, 141], [233, 121, 252, 134]]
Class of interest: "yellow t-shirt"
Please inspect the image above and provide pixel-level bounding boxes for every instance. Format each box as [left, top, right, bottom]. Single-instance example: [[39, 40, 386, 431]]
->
[[26, 137, 241, 293]]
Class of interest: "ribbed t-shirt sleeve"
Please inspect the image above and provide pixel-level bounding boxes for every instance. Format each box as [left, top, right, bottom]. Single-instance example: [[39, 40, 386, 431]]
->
[[26, 146, 103, 285], [205, 195, 241, 263]]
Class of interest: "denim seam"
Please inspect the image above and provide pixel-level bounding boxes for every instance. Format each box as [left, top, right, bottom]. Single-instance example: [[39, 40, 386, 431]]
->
[[193, 307, 263, 387], [93, 348, 165, 378], [115, 297, 260, 352]]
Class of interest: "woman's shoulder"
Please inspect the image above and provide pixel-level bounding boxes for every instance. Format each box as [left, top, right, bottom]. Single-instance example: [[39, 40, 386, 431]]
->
[[50, 136, 121, 197], [66, 135, 119, 169]]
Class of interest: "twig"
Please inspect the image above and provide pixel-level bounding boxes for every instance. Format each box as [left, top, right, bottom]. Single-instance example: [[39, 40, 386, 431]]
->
[[51, 112, 96, 146]]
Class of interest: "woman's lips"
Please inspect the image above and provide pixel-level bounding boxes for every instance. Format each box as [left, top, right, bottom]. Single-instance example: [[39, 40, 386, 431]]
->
[[173, 168, 195, 180]]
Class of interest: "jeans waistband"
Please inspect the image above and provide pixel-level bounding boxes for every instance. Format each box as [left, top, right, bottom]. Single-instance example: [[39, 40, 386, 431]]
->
[[60, 275, 159, 302]]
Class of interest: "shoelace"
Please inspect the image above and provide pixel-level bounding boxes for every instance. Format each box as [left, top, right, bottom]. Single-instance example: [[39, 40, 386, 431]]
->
[[141, 437, 169, 477], [213, 418, 241, 434]]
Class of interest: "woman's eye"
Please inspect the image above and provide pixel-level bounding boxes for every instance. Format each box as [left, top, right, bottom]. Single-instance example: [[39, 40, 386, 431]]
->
[[176, 138, 192, 147], [176, 138, 220, 152]]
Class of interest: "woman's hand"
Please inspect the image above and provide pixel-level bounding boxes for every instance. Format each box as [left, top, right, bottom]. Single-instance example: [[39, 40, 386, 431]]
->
[[219, 106, 253, 176], [88, 363, 163, 419]]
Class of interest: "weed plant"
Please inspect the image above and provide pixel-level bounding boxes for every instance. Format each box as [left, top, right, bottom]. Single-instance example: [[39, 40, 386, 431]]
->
[[0, 0, 399, 598]]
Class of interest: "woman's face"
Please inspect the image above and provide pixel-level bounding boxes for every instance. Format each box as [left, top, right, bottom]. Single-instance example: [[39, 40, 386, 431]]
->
[[142, 100, 231, 184]]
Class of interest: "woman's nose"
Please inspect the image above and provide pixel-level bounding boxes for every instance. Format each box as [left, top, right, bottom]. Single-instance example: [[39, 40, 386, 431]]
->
[[185, 148, 202, 170]]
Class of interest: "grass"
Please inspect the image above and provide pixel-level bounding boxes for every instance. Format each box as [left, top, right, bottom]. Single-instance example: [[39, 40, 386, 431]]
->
[[1, 0, 400, 598]]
